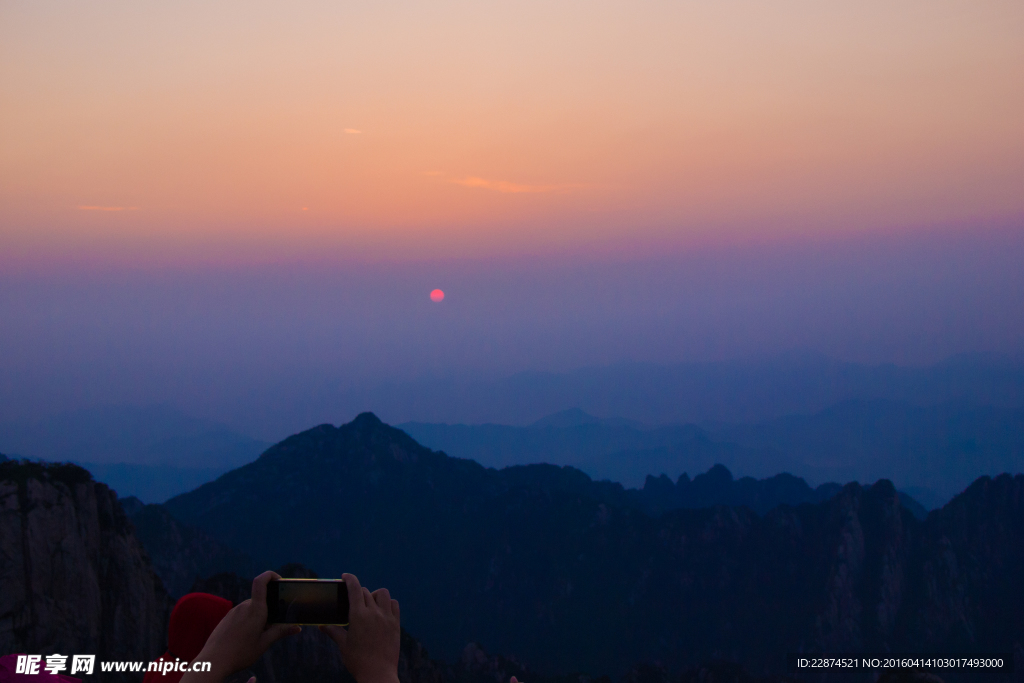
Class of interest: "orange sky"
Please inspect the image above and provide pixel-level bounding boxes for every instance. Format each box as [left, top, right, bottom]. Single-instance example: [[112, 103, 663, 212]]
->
[[2, 0, 1023, 264]]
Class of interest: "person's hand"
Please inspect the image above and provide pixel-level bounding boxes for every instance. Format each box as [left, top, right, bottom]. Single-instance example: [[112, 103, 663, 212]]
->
[[321, 573, 400, 683], [181, 571, 301, 682]]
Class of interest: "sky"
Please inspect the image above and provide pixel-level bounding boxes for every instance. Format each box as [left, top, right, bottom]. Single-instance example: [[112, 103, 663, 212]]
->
[[1, 0, 1023, 437], [2, 0, 1023, 265], [2, 224, 1023, 438]]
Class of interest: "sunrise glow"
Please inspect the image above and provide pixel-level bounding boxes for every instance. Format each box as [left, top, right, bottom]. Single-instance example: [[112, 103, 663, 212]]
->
[[1, 0, 1022, 266]]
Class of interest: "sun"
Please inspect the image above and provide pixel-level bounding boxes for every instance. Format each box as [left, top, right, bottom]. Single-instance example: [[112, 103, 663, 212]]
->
[[430, 289, 445, 302]]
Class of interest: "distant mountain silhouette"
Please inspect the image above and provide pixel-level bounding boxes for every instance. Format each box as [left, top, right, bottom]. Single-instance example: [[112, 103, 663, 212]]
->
[[363, 351, 1024, 427], [530, 407, 606, 428], [0, 405, 269, 501], [399, 412, 779, 489], [403, 399, 1024, 507], [711, 398, 1024, 507], [87, 462, 239, 503], [0, 404, 268, 468], [529, 408, 645, 430], [162, 414, 1024, 678]]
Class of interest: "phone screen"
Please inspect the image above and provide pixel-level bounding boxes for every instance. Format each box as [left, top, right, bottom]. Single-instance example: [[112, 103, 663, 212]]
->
[[267, 579, 349, 625]]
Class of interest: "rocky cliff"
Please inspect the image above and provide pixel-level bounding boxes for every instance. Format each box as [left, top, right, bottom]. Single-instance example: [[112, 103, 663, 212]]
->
[[0, 460, 173, 679]]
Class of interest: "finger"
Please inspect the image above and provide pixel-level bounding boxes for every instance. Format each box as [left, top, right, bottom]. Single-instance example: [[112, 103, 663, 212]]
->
[[511, 677, 519, 683], [321, 624, 348, 650], [390, 598, 400, 619], [361, 587, 374, 610], [250, 570, 282, 607], [341, 574, 364, 613], [372, 587, 391, 609], [258, 623, 301, 651], [247, 678, 257, 683]]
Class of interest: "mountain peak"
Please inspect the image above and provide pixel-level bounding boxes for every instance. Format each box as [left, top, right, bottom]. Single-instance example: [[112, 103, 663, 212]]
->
[[350, 412, 384, 427], [529, 408, 603, 428], [699, 463, 734, 484]]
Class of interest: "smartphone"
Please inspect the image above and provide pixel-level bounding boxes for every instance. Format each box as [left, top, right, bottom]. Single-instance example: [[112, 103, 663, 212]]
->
[[267, 578, 349, 625]]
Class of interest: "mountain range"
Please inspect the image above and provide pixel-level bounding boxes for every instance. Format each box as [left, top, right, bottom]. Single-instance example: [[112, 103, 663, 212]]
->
[[355, 351, 1024, 428], [127, 460, 884, 599], [401, 399, 1024, 508], [2, 457, 802, 683], [5, 353, 1023, 507], [156, 414, 1024, 679], [5, 406, 1020, 683]]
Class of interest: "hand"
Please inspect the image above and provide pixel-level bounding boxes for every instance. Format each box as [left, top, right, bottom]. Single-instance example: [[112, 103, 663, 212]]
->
[[321, 573, 400, 683], [181, 571, 301, 682]]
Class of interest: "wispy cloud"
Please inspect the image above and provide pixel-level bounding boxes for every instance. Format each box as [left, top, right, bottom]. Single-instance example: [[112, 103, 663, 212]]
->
[[452, 177, 577, 194], [77, 205, 139, 211], [344, 128, 363, 134]]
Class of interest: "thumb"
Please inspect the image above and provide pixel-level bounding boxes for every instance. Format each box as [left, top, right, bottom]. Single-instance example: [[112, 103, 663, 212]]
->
[[320, 624, 348, 651], [258, 623, 301, 650]]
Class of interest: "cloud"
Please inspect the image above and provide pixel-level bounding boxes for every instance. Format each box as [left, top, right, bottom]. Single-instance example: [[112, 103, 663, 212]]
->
[[452, 177, 577, 194], [344, 128, 363, 134], [77, 205, 138, 211]]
